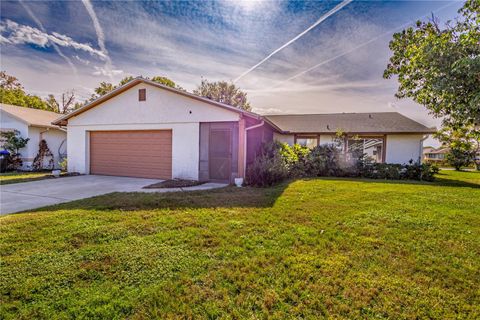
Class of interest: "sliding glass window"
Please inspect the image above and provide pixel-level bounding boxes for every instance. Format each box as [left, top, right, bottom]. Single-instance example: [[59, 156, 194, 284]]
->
[[295, 136, 319, 149], [347, 137, 384, 163]]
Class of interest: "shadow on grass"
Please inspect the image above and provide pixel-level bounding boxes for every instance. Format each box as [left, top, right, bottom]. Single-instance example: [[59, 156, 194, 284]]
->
[[32, 184, 290, 213], [29, 171, 479, 213]]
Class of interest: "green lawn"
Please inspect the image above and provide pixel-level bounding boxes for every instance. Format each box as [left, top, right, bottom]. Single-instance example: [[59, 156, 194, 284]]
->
[[1, 171, 479, 319], [0, 171, 53, 185]]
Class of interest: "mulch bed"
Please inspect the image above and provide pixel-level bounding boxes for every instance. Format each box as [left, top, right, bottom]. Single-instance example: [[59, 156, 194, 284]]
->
[[143, 179, 206, 189]]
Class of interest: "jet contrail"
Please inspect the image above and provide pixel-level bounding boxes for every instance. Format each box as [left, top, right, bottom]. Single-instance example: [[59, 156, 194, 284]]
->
[[233, 0, 353, 83], [268, 1, 458, 89], [81, 0, 114, 79], [19, 0, 78, 75]]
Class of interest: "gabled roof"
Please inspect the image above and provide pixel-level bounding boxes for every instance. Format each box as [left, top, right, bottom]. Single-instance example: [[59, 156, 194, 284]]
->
[[52, 77, 261, 126], [264, 112, 435, 134], [1, 103, 64, 129]]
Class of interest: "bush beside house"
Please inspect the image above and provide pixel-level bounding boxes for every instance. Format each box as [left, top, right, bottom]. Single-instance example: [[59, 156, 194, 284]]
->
[[246, 142, 439, 187]]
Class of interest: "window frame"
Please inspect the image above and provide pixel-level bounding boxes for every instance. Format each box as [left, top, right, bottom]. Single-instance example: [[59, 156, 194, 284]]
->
[[138, 88, 146, 101], [294, 134, 320, 148], [346, 135, 386, 163]]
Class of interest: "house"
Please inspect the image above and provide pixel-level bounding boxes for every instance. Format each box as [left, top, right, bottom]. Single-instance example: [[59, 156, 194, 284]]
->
[[423, 146, 449, 163], [1, 104, 67, 170], [265, 113, 435, 164], [53, 77, 434, 182]]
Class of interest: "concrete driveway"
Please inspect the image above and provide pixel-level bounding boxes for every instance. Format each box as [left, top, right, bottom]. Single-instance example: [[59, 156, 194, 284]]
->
[[0, 175, 161, 215]]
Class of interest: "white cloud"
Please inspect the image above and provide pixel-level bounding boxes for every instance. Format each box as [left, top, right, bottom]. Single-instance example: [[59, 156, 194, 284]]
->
[[74, 55, 91, 65], [18, 0, 78, 75], [93, 66, 123, 77], [81, 0, 116, 80], [0, 19, 106, 60]]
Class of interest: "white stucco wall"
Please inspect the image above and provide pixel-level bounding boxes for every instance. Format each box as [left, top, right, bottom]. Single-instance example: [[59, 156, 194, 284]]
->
[[27, 127, 66, 169], [385, 134, 423, 164], [67, 83, 240, 179]]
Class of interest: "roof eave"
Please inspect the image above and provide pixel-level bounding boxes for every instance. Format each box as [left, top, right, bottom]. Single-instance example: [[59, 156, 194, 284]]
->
[[0, 108, 31, 126], [53, 77, 262, 125], [275, 130, 437, 135]]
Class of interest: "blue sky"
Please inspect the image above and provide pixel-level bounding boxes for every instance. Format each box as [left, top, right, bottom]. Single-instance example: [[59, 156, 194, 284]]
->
[[0, 0, 463, 144]]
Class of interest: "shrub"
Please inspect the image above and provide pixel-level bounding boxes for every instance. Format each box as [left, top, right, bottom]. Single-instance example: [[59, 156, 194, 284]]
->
[[358, 160, 438, 181], [446, 147, 474, 170], [59, 158, 68, 171], [305, 145, 342, 177], [245, 142, 289, 187], [402, 160, 439, 181], [246, 142, 440, 187], [280, 143, 310, 177], [0, 130, 29, 170]]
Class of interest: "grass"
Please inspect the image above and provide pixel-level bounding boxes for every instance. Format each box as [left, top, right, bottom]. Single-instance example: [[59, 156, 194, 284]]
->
[[0, 171, 53, 185], [0, 170, 479, 319]]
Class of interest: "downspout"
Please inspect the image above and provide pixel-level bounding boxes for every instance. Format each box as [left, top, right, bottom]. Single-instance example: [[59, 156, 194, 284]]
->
[[243, 120, 265, 177], [39, 127, 49, 139]]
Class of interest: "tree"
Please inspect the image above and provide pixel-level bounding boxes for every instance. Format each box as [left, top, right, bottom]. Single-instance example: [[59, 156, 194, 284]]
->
[[94, 82, 116, 96], [45, 90, 80, 114], [436, 125, 480, 170], [0, 71, 51, 111], [0, 87, 51, 111], [119, 76, 134, 86], [193, 79, 252, 111], [0, 71, 70, 113], [0, 130, 29, 170], [447, 147, 474, 171], [0, 71, 22, 90], [384, 0, 480, 128]]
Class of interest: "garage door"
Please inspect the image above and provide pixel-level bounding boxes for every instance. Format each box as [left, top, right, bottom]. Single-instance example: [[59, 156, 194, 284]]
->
[[90, 130, 172, 179]]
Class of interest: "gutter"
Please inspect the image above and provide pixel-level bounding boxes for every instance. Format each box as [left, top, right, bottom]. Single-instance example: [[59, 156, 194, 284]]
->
[[243, 120, 265, 177]]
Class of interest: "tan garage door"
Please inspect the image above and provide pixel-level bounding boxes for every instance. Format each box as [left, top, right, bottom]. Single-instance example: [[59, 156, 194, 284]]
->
[[90, 130, 172, 179]]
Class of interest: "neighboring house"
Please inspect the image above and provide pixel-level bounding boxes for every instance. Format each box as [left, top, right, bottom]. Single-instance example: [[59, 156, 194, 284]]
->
[[1, 104, 67, 170], [53, 77, 434, 182], [423, 146, 449, 163], [266, 113, 435, 164]]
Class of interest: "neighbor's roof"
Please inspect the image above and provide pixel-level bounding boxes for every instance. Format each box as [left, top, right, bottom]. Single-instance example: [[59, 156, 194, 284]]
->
[[429, 147, 449, 154], [264, 112, 435, 134], [52, 77, 261, 126], [1, 103, 64, 129]]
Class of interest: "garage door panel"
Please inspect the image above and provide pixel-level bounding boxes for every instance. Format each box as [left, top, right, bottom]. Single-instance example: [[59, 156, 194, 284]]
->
[[91, 146, 172, 153], [90, 130, 172, 179], [91, 138, 173, 144]]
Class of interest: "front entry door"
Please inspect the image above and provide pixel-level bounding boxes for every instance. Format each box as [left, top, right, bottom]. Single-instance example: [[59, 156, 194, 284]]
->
[[209, 129, 232, 181]]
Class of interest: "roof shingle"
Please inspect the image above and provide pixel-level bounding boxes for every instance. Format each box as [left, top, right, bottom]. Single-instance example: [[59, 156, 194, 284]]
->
[[264, 112, 435, 134], [1, 103, 63, 129]]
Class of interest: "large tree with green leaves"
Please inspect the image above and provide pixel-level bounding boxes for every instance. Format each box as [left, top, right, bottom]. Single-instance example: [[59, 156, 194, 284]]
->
[[384, 0, 479, 128], [0, 71, 80, 114], [193, 79, 252, 111], [0, 71, 52, 111]]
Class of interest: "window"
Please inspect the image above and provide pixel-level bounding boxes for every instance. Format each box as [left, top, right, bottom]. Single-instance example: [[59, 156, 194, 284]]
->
[[138, 88, 146, 101], [295, 135, 318, 149], [347, 137, 385, 163]]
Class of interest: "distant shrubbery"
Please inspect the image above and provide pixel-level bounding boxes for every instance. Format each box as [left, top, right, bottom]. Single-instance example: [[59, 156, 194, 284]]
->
[[246, 142, 439, 187]]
